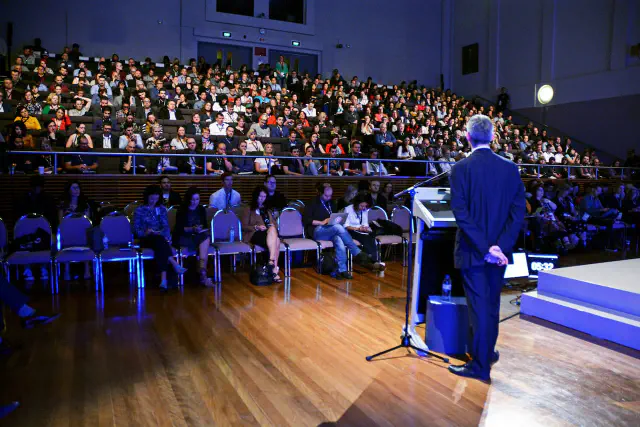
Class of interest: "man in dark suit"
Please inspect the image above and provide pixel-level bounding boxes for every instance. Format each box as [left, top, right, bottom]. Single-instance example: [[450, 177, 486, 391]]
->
[[157, 100, 184, 120], [448, 114, 525, 381]]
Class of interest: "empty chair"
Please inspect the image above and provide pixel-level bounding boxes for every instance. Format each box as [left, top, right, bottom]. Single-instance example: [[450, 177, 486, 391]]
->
[[4, 214, 55, 292], [99, 212, 139, 289], [375, 206, 411, 265], [124, 201, 140, 219], [277, 207, 322, 276], [205, 206, 219, 225], [210, 210, 252, 282], [53, 214, 99, 293]]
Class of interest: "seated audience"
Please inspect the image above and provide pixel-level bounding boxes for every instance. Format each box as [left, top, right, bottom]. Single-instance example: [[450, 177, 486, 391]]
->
[[365, 149, 388, 176], [64, 136, 98, 173], [120, 140, 147, 174], [206, 142, 233, 175], [14, 106, 41, 131], [343, 141, 366, 176], [241, 186, 282, 283], [343, 192, 384, 268], [173, 187, 213, 287], [156, 140, 179, 174], [133, 185, 186, 289], [209, 172, 242, 210], [303, 184, 375, 280]]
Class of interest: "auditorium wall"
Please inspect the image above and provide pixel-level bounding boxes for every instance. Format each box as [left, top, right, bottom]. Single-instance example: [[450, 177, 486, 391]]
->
[[446, 0, 640, 109], [0, 0, 443, 86]]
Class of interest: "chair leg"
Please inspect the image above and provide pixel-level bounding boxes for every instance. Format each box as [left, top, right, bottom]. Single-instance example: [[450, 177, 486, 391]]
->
[[52, 260, 59, 294], [285, 247, 291, 277], [179, 254, 184, 287], [316, 246, 321, 274], [94, 258, 99, 292], [402, 238, 408, 266], [217, 251, 222, 283], [137, 254, 145, 289], [232, 254, 237, 273], [49, 259, 55, 294], [376, 240, 382, 263]]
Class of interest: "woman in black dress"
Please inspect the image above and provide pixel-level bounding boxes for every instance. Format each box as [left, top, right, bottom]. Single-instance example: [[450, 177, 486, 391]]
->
[[241, 186, 282, 283], [173, 187, 213, 287]]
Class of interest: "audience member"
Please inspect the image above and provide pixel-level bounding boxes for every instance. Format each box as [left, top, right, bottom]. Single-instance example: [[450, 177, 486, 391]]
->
[[173, 187, 213, 287], [133, 185, 186, 289], [209, 172, 241, 210], [242, 186, 283, 283], [303, 184, 374, 279], [343, 192, 385, 268]]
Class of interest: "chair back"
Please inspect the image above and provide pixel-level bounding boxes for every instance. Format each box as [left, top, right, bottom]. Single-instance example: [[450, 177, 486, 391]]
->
[[0, 217, 6, 252], [278, 207, 305, 238], [368, 206, 389, 222], [124, 201, 140, 219], [58, 214, 93, 249], [206, 206, 219, 225], [391, 206, 413, 232], [100, 213, 133, 246], [167, 206, 178, 233], [14, 214, 52, 241], [211, 210, 241, 243]]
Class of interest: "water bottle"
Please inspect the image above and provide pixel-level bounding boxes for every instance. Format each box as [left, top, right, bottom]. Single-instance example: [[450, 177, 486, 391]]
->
[[229, 228, 235, 242], [157, 161, 162, 174], [191, 163, 196, 175], [442, 275, 452, 301], [102, 235, 109, 250]]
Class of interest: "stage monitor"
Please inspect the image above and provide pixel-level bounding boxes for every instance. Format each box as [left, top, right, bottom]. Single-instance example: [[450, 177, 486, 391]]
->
[[527, 253, 559, 278]]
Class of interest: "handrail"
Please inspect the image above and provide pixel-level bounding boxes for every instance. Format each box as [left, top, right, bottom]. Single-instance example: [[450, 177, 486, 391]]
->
[[6, 150, 640, 180], [473, 95, 617, 160]]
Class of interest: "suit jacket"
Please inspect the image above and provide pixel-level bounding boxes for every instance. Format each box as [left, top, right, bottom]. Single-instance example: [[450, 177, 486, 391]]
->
[[450, 148, 526, 269], [0, 102, 13, 113], [158, 107, 184, 120], [270, 125, 290, 138]]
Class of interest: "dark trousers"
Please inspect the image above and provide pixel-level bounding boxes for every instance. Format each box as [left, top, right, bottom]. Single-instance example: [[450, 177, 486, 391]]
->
[[348, 230, 379, 262], [461, 264, 506, 374], [0, 274, 30, 332], [349, 230, 380, 262], [141, 234, 173, 272]]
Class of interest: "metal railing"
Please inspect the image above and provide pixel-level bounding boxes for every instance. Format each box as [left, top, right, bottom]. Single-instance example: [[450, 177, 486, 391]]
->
[[5, 150, 640, 179]]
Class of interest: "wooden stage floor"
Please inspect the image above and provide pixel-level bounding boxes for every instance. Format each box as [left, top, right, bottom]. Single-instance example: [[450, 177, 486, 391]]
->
[[1, 260, 639, 426]]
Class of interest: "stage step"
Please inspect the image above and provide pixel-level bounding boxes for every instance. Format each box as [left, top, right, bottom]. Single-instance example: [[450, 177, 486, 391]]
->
[[521, 290, 640, 351], [537, 259, 640, 318]]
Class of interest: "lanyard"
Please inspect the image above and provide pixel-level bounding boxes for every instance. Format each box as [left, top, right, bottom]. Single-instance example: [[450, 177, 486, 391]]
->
[[226, 191, 232, 209], [356, 210, 363, 224], [322, 200, 332, 215]]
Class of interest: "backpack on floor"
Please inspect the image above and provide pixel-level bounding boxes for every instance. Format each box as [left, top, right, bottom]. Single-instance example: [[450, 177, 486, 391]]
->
[[319, 251, 338, 276]]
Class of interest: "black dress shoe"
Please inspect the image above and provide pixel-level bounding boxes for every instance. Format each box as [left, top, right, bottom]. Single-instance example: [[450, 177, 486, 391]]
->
[[448, 362, 490, 381], [491, 351, 500, 366], [336, 271, 353, 280], [21, 313, 61, 329]]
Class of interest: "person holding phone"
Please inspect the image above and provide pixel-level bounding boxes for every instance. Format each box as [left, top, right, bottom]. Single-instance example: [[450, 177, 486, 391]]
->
[[173, 187, 213, 287]]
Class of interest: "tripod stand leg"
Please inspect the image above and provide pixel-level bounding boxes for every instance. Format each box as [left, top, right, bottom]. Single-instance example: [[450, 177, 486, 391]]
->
[[365, 344, 406, 361], [407, 345, 450, 363]]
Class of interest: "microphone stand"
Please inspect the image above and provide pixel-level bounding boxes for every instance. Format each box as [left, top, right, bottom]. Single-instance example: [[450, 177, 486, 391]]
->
[[366, 170, 451, 362]]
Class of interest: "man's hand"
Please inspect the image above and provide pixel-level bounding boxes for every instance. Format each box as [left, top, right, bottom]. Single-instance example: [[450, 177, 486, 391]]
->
[[486, 245, 508, 266], [322, 218, 331, 225]]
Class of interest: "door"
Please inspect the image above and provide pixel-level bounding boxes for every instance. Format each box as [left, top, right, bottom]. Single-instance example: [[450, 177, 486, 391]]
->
[[197, 42, 252, 70], [269, 49, 318, 77]]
